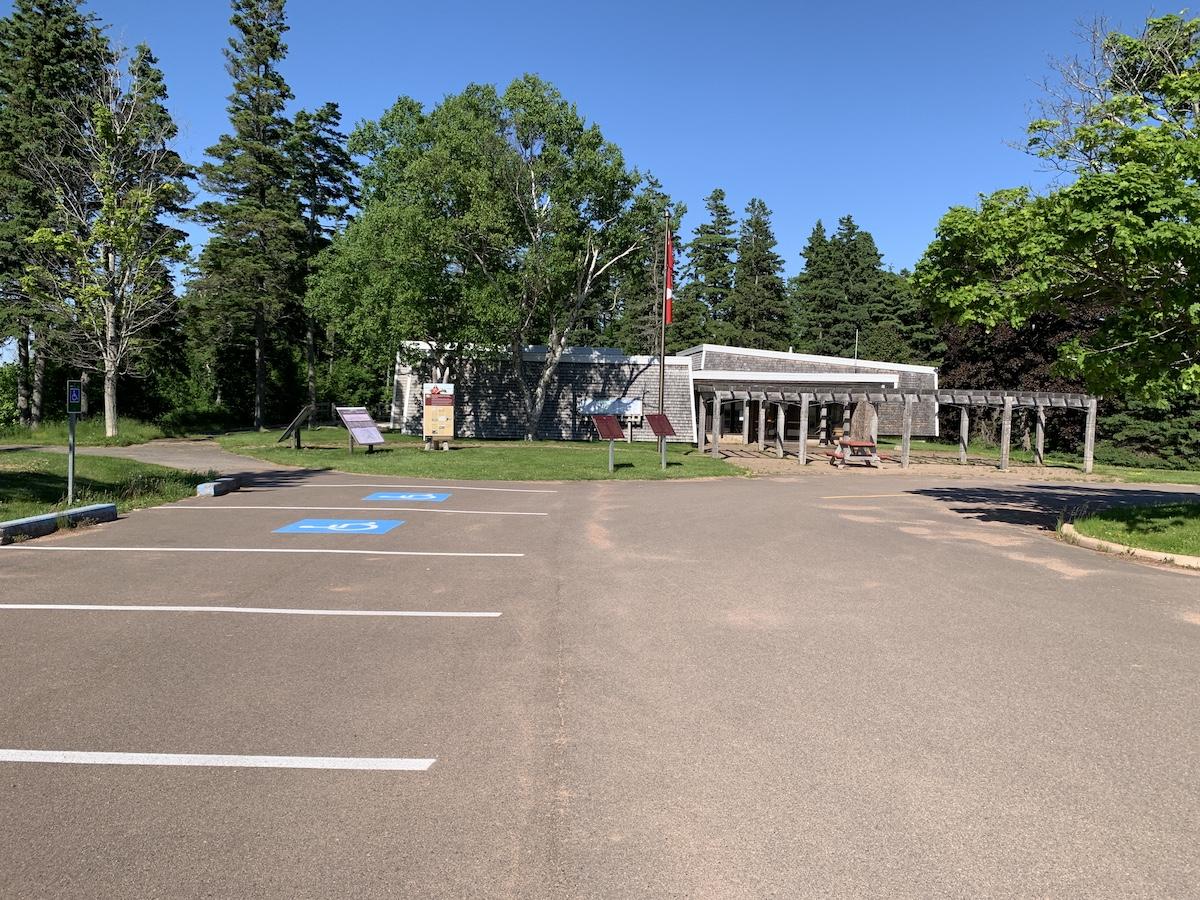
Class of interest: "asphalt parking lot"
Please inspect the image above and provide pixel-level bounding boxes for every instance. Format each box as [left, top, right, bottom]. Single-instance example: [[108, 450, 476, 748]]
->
[[1, 469, 1198, 898]]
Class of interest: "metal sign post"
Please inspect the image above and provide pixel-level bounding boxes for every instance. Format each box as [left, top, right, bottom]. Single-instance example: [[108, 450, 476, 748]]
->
[[66, 380, 82, 504], [645, 413, 676, 471], [591, 415, 625, 474]]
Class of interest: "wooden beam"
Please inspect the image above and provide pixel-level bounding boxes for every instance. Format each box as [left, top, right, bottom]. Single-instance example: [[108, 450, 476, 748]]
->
[[741, 400, 750, 444], [999, 396, 1014, 471], [1035, 405, 1046, 466], [711, 397, 722, 459], [1083, 397, 1097, 474], [958, 406, 968, 465], [775, 403, 785, 458], [798, 395, 810, 465], [697, 394, 707, 451], [757, 401, 767, 451]]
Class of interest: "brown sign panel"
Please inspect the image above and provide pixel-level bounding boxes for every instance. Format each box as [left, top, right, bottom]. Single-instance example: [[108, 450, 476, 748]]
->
[[591, 414, 625, 441], [335, 406, 385, 446], [645, 413, 676, 437], [422, 383, 455, 438]]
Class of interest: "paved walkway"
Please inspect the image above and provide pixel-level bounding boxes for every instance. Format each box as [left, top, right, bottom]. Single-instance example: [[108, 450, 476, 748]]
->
[[5, 438, 289, 478]]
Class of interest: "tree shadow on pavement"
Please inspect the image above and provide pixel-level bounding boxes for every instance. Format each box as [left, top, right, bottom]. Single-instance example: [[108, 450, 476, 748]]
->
[[909, 484, 1200, 531]]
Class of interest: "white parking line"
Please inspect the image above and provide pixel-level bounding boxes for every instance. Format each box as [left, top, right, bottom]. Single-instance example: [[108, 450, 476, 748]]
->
[[0, 546, 524, 558], [258, 483, 557, 493], [0, 604, 501, 618], [156, 505, 548, 517], [0, 749, 435, 771]]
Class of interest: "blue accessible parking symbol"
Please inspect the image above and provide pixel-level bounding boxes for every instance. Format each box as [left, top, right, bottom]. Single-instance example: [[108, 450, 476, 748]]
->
[[363, 492, 450, 503], [274, 518, 405, 535]]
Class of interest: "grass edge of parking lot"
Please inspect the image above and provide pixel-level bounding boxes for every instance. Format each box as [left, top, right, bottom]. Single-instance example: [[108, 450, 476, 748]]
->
[[1071, 502, 1200, 558], [0, 449, 213, 523]]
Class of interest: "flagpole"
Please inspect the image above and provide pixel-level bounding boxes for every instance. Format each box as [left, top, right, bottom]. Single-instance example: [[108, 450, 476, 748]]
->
[[658, 207, 669, 415]]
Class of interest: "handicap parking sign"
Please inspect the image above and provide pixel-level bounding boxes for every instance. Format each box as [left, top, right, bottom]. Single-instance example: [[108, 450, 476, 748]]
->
[[274, 518, 405, 535], [363, 492, 450, 503]]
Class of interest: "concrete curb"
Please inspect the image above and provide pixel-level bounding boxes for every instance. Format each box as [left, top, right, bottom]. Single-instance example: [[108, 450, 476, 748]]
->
[[0, 503, 118, 545], [1060, 523, 1200, 571], [196, 475, 241, 497]]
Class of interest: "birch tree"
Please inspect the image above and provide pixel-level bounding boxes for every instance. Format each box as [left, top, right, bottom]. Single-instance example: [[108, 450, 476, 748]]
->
[[22, 45, 189, 437]]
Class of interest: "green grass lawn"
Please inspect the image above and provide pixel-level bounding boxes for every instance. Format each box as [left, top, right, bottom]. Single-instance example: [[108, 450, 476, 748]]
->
[[0, 449, 212, 521], [0, 417, 166, 448], [1073, 503, 1200, 558], [217, 429, 741, 481], [875, 437, 1200, 485]]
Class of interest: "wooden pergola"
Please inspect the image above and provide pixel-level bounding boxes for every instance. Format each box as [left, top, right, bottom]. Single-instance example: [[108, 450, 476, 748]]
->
[[698, 389, 1100, 473]]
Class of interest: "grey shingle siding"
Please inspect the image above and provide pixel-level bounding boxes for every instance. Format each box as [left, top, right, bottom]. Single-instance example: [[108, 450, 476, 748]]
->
[[397, 357, 695, 442]]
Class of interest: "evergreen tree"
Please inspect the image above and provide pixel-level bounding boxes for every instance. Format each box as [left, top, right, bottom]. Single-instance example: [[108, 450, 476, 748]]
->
[[607, 176, 682, 356], [676, 188, 736, 345], [789, 214, 934, 361], [0, 0, 109, 425], [289, 101, 357, 409], [726, 198, 789, 349], [191, 0, 302, 428], [789, 220, 838, 353]]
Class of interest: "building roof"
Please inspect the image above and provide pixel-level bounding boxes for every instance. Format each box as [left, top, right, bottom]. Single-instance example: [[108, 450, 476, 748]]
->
[[676, 343, 939, 375]]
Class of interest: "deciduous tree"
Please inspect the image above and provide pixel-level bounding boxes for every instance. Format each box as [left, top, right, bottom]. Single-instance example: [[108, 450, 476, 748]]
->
[[915, 13, 1200, 399], [21, 45, 189, 437]]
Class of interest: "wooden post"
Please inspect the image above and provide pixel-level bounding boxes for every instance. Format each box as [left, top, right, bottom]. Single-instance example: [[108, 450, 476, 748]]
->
[[742, 400, 750, 443], [757, 401, 767, 452], [711, 398, 722, 459], [1035, 405, 1046, 466], [697, 396, 707, 451], [775, 403, 785, 458], [1083, 397, 1097, 474], [841, 404, 851, 441], [818, 404, 828, 446], [958, 406, 968, 465], [901, 396, 913, 469], [999, 396, 1013, 471], [798, 395, 810, 465]]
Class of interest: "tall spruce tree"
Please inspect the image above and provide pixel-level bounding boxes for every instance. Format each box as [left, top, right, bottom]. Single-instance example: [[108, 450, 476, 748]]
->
[[0, 0, 109, 425], [790, 220, 839, 353], [726, 198, 790, 349], [608, 176, 682, 356], [677, 188, 736, 345], [192, 0, 302, 428], [289, 101, 357, 409], [789, 214, 932, 361]]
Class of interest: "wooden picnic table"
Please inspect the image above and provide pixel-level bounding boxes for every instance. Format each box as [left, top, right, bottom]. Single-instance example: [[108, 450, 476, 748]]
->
[[833, 438, 881, 469]]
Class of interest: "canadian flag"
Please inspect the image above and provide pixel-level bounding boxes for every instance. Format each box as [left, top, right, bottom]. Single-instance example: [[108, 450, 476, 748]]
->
[[664, 225, 673, 325]]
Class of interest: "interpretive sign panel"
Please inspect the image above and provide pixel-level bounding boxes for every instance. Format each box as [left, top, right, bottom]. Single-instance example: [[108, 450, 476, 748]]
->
[[580, 397, 643, 417], [277, 404, 314, 445], [423, 383, 455, 439], [645, 413, 676, 437], [591, 414, 625, 441], [335, 406, 384, 447]]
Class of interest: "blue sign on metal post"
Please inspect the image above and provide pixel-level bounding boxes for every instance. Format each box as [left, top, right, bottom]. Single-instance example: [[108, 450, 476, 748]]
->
[[363, 492, 450, 503], [274, 518, 405, 535]]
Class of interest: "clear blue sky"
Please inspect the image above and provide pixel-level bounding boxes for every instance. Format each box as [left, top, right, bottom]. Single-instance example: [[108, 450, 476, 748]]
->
[[33, 0, 1163, 273]]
